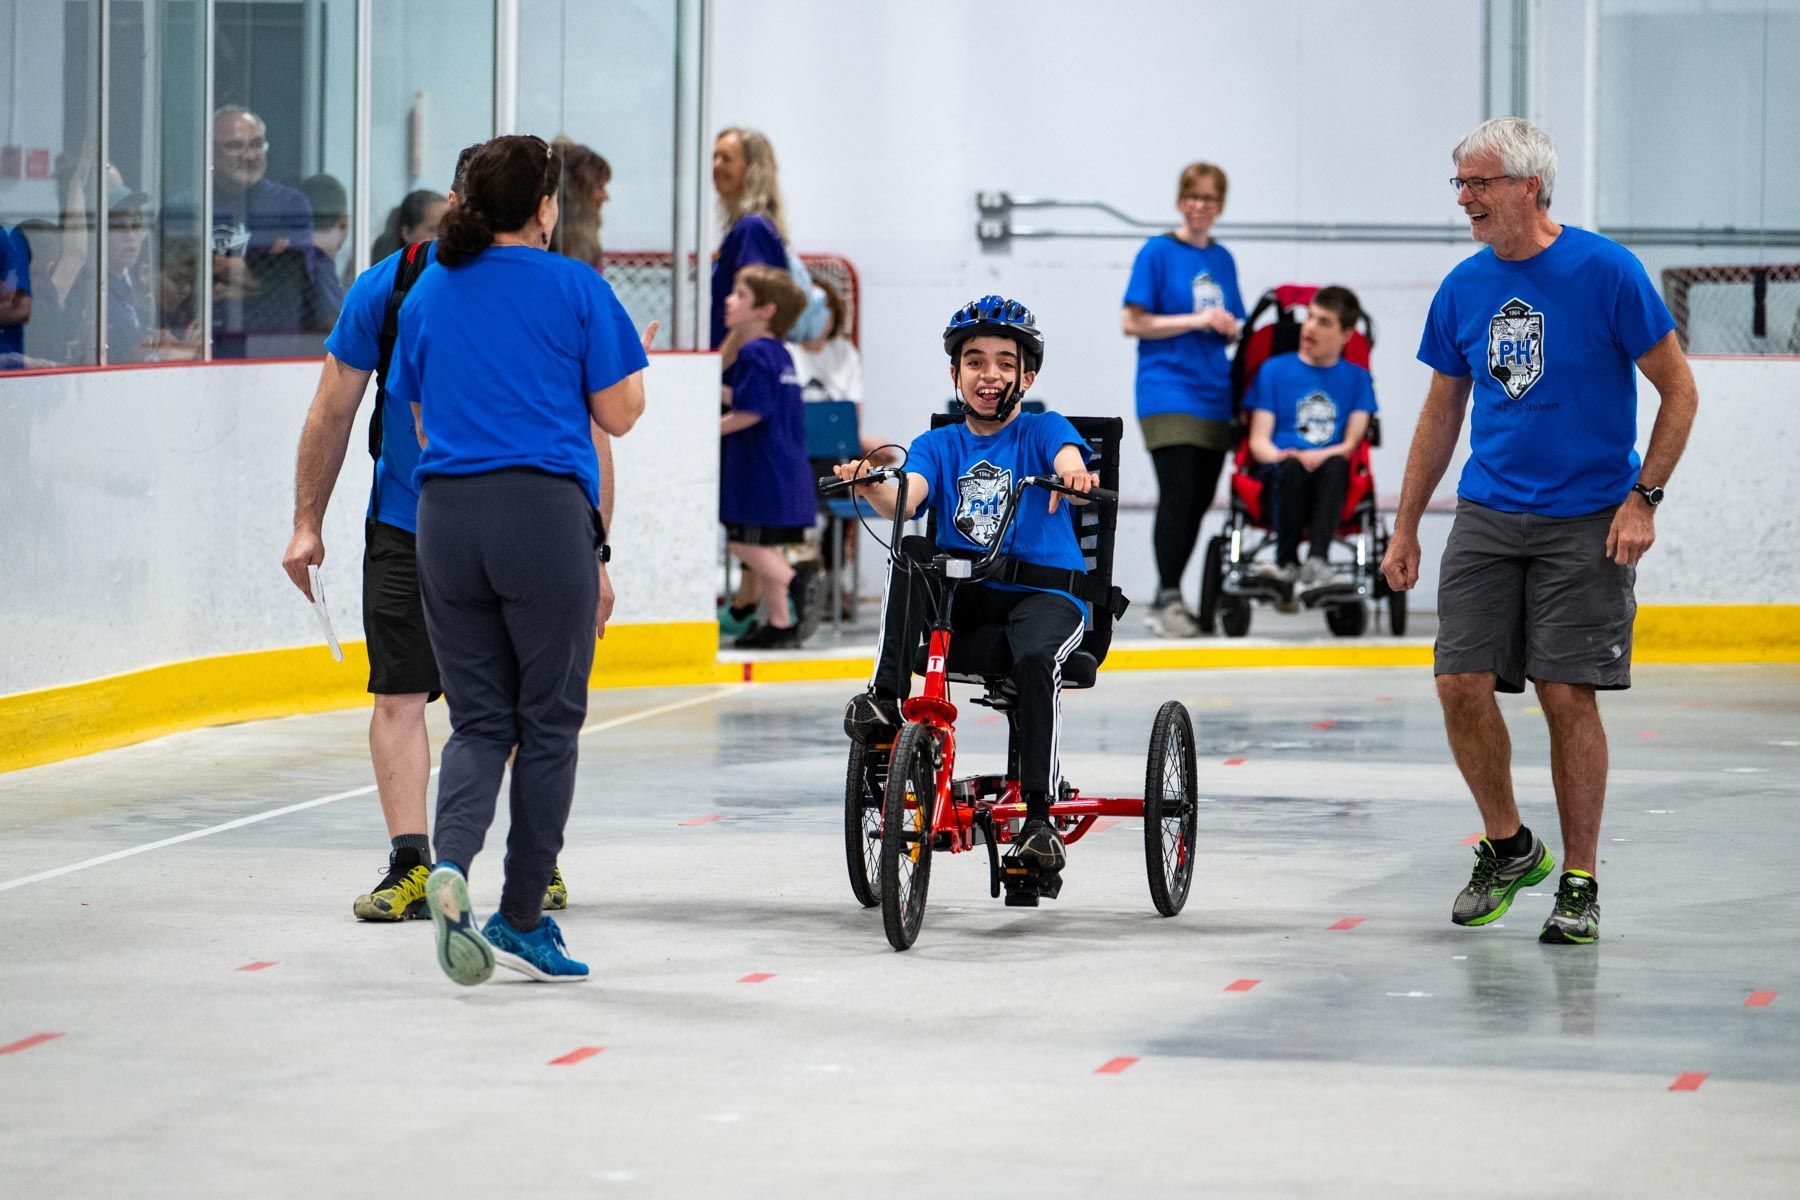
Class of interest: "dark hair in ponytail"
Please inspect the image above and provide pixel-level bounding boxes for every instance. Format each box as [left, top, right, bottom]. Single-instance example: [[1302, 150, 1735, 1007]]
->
[[436, 135, 562, 268]]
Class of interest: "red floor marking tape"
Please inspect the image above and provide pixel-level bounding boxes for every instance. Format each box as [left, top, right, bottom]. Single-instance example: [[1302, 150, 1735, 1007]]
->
[[1090, 819, 1119, 833], [1093, 1056, 1139, 1075], [1312, 720, 1337, 730], [1375, 695, 1393, 703], [977, 713, 1006, 725], [549, 1046, 605, 1066], [1224, 979, 1260, 992], [1329, 917, 1365, 931], [0, 1033, 63, 1055], [738, 973, 776, 984], [1639, 730, 1660, 740], [1223, 757, 1246, 767], [1668, 1072, 1708, 1092], [680, 814, 724, 827], [236, 961, 278, 972], [1461, 833, 1483, 846], [1746, 990, 1778, 1007]]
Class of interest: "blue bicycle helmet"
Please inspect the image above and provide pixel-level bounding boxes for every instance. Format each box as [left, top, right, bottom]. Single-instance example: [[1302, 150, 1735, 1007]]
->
[[943, 295, 1044, 421]]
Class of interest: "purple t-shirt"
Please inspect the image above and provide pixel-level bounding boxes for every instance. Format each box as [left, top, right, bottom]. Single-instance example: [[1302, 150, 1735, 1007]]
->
[[721, 337, 814, 527], [710, 214, 786, 348]]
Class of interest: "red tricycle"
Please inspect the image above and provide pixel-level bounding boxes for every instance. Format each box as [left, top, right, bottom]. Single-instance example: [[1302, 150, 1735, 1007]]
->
[[825, 415, 1199, 951]]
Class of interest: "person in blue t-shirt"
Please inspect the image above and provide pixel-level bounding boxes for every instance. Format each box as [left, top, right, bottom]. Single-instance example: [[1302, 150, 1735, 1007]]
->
[[710, 127, 790, 351], [378, 136, 652, 986], [1381, 118, 1699, 947], [836, 295, 1100, 881], [1123, 161, 1246, 638], [1244, 286, 1378, 594], [0, 223, 32, 367], [719, 263, 815, 649]]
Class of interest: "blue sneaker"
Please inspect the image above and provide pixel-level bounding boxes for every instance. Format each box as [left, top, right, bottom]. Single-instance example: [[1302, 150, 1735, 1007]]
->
[[482, 912, 590, 982], [426, 865, 494, 986]]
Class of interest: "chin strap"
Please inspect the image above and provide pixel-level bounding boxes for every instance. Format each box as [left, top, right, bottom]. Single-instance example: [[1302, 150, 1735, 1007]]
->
[[951, 370, 1023, 422]]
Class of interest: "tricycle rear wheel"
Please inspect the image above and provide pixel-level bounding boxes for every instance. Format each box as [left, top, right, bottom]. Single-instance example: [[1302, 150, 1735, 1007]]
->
[[1143, 701, 1198, 916]]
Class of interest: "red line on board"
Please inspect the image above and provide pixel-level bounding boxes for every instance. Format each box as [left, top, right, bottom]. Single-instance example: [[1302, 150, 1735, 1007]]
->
[[741, 662, 754, 682], [1223, 757, 1246, 766], [0, 1033, 63, 1055], [1668, 1072, 1708, 1092], [738, 973, 776, 984], [236, 961, 278, 972], [549, 1046, 606, 1066], [1329, 917, 1365, 931], [1312, 720, 1337, 730], [1461, 833, 1483, 846], [1224, 979, 1260, 992], [1093, 1056, 1139, 1075], [1746, 990, 1778, 1007], [680, 814, 724, 827]]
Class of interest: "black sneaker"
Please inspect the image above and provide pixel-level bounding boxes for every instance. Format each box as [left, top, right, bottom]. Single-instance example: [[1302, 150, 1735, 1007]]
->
[[843, 691, 901, 743], [1015, 817, 1068, 873], [733, 622, 801, 649], [1539, 872, 1600, 944], [788, 563, 827, 644]]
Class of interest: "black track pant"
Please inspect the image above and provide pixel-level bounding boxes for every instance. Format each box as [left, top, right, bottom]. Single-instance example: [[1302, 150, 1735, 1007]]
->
[[871, 539, 1084, 796], [1269, 456, 1351, 565], [416, 469, 599, 931], [1149, 445, 1227, 594]]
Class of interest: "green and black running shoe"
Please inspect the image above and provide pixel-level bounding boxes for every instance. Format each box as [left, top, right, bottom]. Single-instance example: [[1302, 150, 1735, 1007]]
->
[[1451, 833, 1555, 926], [1539, 871, 1600, 944]]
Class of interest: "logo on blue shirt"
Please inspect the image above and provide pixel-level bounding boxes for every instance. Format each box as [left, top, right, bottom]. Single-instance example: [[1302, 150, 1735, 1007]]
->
[[954, 460, 1013, 547], [1488, 297, 1545, 400], [1295, 390, 1338, 446]]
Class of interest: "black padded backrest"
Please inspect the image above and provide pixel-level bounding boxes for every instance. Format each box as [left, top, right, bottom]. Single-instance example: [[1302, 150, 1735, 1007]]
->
[[925, 411, 1124, 665]]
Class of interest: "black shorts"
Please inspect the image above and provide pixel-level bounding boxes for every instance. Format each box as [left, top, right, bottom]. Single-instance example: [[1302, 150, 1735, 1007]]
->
[[362, 519, 443, 698], [725, 522, 810, 546]]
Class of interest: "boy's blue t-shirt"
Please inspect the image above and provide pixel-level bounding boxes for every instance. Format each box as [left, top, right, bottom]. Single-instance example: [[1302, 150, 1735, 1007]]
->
[[386, 245, 647, 509], [1417, 225, 1674, 517], [1122, 234, 1245, 423], [1244, 353, 1378, 452], [906, 410, 1093, 619], [0, 226, 31, 360], [720, 337, 814, 527], [324, 242, 436, 533], [710, 214, 786, 348]]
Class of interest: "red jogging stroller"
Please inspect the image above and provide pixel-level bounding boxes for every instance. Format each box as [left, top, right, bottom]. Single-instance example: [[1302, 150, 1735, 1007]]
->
[[1196, 284, 1406, 638]]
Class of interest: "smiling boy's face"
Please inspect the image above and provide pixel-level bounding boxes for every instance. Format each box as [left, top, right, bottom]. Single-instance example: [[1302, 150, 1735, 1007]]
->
[[952, 335, 1035, 421]]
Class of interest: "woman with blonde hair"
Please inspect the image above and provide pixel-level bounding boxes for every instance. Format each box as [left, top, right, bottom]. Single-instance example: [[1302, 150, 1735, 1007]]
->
[[710, 126, 790, 349]]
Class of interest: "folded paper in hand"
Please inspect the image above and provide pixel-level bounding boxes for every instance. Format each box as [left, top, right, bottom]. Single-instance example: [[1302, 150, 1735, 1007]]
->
[[307, 564, 345, 663]]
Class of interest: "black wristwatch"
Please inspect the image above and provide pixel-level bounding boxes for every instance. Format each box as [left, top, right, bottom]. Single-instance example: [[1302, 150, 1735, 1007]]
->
[[1631, 482, 1665, 508], [597, 543, 612, 564]]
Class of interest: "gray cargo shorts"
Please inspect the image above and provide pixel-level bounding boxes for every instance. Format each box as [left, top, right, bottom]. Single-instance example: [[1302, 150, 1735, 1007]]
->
[[1435, 498, 1636, 694]]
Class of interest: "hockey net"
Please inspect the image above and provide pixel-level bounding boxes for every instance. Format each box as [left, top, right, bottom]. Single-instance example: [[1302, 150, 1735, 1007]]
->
[[600, 251, 861, 350], [1661, 263, 1800, 355]]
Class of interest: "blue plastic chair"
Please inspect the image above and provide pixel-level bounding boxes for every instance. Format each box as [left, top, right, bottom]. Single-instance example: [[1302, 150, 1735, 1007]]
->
[[804, 400, 873, 625]]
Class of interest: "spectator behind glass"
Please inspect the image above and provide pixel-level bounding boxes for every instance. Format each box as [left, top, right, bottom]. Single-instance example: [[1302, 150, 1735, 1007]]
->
[[204, 105, 323, 358], [68, 183, 152, 363], [550, 137, 611, 273], [17, 145, 125, 366], [710, 126, 790, 350], [300, 173, 350, 325], [370, 189, 448, 263], [0, 221, 31, 370]]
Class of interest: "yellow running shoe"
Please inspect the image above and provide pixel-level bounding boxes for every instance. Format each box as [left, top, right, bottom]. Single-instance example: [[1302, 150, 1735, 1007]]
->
[[542, 864, 568, 911], [353, 857, 431, 922]]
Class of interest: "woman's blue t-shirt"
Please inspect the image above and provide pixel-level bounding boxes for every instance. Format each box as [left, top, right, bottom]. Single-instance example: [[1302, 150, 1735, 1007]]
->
[[720, 338, 814, 528], [1122, 233, 1245, 423], [385, 245, 648, 509], [1244, 353, 1378, 452], [1417, 225, 1674, 517], [324, 241, 436, 533], [710, 214, 786, 348], [906, 411, 1093, 619]]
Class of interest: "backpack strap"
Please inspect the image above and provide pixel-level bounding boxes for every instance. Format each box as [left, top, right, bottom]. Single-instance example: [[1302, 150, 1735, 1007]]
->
[[369, 240, 433, 463]]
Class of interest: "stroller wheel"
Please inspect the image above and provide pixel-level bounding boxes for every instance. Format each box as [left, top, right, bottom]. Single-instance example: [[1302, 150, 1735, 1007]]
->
[[1325, 603, 1367, 637], [1219, 594, 1252, 638]]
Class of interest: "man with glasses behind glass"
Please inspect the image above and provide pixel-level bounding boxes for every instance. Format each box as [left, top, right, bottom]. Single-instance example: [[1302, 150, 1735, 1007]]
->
[[207, 105, 324, 357], [1381, 117, 1698, 946]]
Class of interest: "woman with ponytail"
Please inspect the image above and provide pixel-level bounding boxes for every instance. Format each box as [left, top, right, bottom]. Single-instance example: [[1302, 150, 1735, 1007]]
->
[[384, 134, 657, 988]]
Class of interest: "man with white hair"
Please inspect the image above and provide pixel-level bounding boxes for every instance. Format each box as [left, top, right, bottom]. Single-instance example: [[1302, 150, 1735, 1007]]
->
[[209, 105, 321, 356], [1382, 117, 1698, 945]]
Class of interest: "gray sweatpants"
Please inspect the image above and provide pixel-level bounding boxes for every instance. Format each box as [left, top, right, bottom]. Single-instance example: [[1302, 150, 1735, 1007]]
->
[[416, 469, 599, 929]]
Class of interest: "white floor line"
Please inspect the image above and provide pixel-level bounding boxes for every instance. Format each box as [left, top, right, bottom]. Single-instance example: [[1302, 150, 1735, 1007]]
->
[[0, 684, 743, 893]]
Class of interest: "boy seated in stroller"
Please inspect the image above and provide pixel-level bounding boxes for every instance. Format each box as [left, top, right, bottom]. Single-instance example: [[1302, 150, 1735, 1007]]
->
[[1243, 285, 1378, 597]]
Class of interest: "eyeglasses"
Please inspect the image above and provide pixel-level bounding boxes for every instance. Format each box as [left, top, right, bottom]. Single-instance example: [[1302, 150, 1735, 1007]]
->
[[1449, 174, 1511, 195], [216, 138, 269, 154], [1180, 194, 1223, 206]]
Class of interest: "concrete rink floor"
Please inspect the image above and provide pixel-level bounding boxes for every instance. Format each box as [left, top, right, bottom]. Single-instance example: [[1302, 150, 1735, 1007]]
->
[[1, 665, 1796, 1198]]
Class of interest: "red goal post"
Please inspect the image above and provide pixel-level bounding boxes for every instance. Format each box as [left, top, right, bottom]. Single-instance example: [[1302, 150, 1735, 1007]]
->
[[1661, 263, 1800, 355], [600, 251, 862, 350]]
